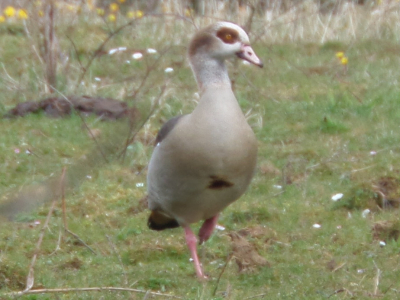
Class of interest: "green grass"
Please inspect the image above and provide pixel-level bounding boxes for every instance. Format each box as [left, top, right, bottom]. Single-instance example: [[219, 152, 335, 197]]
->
[[1, 6, 400, 300]]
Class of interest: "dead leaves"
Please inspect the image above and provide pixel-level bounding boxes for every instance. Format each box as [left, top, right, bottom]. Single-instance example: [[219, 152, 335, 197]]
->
[[373, 176, 400, 209]]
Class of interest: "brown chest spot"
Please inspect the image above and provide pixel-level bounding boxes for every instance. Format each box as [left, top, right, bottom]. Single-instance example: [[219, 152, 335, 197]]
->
[[208, 175, 234, 190]]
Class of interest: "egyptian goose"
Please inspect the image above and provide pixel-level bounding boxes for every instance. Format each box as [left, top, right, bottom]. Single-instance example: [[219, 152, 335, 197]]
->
[[147, 21, 263, 279]]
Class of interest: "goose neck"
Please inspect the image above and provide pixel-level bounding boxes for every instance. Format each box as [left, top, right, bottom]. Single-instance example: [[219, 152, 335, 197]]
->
[[189, 55, 231, 90]]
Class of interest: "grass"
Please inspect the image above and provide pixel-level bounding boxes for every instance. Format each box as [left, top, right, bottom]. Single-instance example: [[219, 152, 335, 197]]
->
[[1, 1, 400, 299]]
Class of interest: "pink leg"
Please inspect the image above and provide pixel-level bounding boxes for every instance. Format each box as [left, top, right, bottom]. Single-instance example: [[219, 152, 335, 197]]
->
[[198, 214, 219, 244], [184, 226, 205, 280]]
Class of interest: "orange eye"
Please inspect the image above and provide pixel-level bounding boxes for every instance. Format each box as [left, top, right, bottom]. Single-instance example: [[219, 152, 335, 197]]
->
[[217, 29, 237, 44]]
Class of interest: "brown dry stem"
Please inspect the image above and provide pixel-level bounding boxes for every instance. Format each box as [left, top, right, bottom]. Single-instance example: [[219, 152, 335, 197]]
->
[[5, 286, 181, 298]]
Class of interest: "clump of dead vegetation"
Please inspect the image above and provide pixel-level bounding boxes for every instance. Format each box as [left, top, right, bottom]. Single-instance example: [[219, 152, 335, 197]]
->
[[4, 95, 137, 120], [334, 176, 400, 211]]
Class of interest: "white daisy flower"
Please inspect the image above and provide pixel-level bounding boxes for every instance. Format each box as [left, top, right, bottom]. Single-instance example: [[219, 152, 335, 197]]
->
[[132, 52, 143, 60]]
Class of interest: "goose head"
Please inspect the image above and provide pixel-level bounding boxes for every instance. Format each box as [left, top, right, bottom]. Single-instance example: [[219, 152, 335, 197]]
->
[[188, 22, 263, 88]]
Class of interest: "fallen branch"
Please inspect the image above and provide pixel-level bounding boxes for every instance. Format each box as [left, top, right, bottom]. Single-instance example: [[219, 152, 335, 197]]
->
[[4, 287, 181, 298]]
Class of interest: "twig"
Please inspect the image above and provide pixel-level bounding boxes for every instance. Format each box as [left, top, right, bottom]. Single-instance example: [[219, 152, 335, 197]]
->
[[18, 74, 110, 164], [222, 282, 231, 299], [142, 290, 150, 300], [0, 62, 18, 85], [271, 240, 291, 247], [328, 288, 345, 298], [126, 46, 172, 99], [49, 167, 67, 256], [119, 83, 168, 161], [58, 167, 97, 254], [64, 228, 96, 254], [243, 2, 256, 33], [74, 13, 191, 91], [117, 47, 173, 162], [332, 262, 346, 273], [78, 110, 109, 163], [328, 288, 353, 298], [43, 0, 57, 93], [320, 7, 334, 44], [22, 17, 44, 65], [49, 229, 62, 255], [244, 293, 268, 299], [21, 167, 66, 293], [74, 19, 137, 90], [212, 253, 233, 296], [106, 235, 128, 285], [65, 34, 85, 71], [23, 199, 57, 292], [4, 287, 181, 298], [351, 165, 375, 173], [336, 77, 363, 103], [46, 87, 109, 164], [61, 167, 67, 229], [382, 284, 394, 295], [373, 261, 381, 296]]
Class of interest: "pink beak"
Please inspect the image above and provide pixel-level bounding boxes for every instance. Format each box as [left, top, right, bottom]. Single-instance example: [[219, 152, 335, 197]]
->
[[237, 44, 263, 68]]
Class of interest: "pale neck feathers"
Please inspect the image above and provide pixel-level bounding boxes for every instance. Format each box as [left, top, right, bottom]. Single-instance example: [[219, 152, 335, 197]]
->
[[189, 54, 231, 91]]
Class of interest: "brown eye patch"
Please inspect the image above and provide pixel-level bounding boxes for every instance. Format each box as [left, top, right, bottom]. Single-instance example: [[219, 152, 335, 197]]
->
[[188, 32, 214, 57], [216, 28, 239, 44]]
